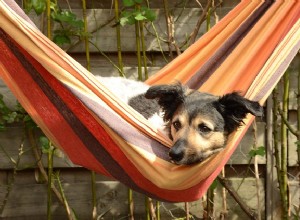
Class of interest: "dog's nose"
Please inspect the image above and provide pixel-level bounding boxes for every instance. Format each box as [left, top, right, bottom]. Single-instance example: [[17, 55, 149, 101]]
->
[[169, 148, 184, 162], [169, 140, 186, 162]]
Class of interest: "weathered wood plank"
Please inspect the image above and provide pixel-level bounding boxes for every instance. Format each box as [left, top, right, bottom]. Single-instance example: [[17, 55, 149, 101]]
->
[[15, 0, 240, 10], [26, 7, 233, 52], [0, 126, 75, 169], [0, 168, 268, 220]]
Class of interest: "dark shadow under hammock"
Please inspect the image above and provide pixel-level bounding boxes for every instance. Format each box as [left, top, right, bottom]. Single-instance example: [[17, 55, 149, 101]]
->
[[0, 0, 299, 202]]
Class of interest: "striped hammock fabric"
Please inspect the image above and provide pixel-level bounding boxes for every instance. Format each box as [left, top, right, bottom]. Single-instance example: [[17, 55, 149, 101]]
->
[[0, 0, 299, 202]]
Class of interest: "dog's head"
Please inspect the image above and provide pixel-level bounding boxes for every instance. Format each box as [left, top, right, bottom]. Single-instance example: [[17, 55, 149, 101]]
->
[[145, 83, 263, 165]]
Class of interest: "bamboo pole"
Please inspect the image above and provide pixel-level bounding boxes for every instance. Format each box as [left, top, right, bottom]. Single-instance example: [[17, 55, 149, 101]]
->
[[281, 71, 290, 219], [114, 0, 124, 76]]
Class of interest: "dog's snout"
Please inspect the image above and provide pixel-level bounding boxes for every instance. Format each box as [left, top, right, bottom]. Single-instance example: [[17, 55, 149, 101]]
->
[[169, 140, 186, 163]]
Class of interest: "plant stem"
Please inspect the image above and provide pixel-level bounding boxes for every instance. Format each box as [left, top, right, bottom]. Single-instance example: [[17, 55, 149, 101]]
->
[[252, 121, 262, 220], [135, 4, 142, 81], [189, 0, 212, 45], [139, 21, 148, 80], [91, 171, 97, 220], [55, 172, 73, 218], [220, 168, 228, 219], [47, 145, 54, 220], [272, 87, 281, 175], [156, 201, 160, 220], [82, 0, 90, 71], [114, 0, 124, 76], [27, 128, 74, 220], [145, 197, 150, 220], [217, 177, 258, 220], [0, 133, 26, 214], [280, 71, 290, 219], [162, 0, 174, 58], [128, 189, 134, 220], [89, 41, 124, 74], [185, 202, 189, 220], [46, 0, 51, 39], [297, 53, 300, 214], [206, 184, 215, 219], [206, 7, 211, 32]]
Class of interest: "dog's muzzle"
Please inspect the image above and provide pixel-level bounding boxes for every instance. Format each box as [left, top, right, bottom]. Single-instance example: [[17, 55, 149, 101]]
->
[[169, 139, 187, 163]]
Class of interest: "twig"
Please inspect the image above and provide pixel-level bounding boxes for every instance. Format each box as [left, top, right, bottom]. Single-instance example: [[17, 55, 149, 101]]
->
[[185, 202, 189, 220], [89, 40, 124, 76], [27, 128, 74, 220], [219, 168, 228, 219], [217, 176, 258, 220], [0, 134, 26, 214], [252, 121, 262, 220], [277, 108, 299, 136], [162, 0, 176, 58], [55, 172, 74, 219], [297, 53, 300, 213], [47, 147, 54, 220], [91, 171, 97, 220], [280, 71, 290, 219], [189, 0, 212, 45]]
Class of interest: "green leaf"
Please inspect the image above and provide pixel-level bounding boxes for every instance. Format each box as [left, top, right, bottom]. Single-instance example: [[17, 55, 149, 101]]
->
[[143, 8, 156, 22], [39, 136, 51, 153], [23, 115, 37, 129], [134, 0, 143, 3], [23, 0, 33, 14], [32, 0, 46, 15], [123, 0, 135, 7], [209, 179, 218, 191], [134, 13, 147, 21], [120, 12, 136, 26], [249, 146, 265, 157], [52, 11, 84, 28], [294, 140, 300, 149], [53, 33, 71, 46]]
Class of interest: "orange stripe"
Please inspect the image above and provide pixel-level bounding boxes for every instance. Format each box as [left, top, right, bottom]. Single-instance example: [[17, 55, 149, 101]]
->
[[200, 0, 300, 95], [145, 0, 261, 85]]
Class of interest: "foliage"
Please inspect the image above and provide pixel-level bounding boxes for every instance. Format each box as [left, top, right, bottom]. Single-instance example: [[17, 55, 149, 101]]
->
[[120, 6, 156, 27], [23, 0, 46, 15], [0, 94, 35, 131], [51, 7, 84, 46], [24, 0, 84, 46], [248, 146, 266, 158]]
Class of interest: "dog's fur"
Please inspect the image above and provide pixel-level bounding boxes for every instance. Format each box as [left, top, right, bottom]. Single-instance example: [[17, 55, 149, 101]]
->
[[97, 76, 263, 165]]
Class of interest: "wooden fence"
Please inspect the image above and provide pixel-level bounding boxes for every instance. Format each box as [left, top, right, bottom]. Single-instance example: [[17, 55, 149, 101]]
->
[[0, 0, 299, 219]]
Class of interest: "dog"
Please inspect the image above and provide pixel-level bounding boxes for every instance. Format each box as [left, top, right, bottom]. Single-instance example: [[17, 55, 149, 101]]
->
[[96, 76, 263, 165]]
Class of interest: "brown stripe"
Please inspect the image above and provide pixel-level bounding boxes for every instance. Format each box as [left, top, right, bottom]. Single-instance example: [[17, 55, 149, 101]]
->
[[186, 0, 274, 90], [254, 40, 300, 102]]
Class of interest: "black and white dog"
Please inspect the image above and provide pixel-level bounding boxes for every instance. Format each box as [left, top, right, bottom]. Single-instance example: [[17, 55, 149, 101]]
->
[[97, 76, 263, 165]]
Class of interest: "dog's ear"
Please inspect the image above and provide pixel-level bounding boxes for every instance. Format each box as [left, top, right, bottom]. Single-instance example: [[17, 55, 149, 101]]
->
[[216, 92, 263, 133], [145, 83, 187, 121]]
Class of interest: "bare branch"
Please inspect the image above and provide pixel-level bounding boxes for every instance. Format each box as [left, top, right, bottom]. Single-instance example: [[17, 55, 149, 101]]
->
[[217, 176, 258, 220]]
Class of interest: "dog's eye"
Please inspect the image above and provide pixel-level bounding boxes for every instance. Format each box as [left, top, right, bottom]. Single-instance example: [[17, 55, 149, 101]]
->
[[172, 120, 182, 131], [198, 123, 212, 133]]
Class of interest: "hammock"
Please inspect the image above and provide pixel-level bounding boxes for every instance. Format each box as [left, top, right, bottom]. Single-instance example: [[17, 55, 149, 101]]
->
[[0, 0, 299, 202]]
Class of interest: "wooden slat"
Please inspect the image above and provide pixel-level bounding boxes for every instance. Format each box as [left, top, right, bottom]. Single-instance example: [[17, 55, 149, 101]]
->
[[25, 8, 233, 52]]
